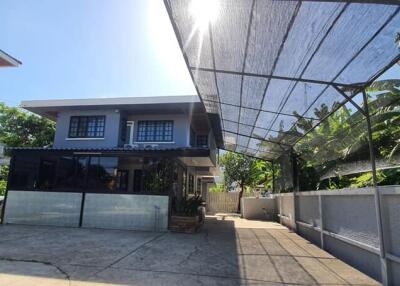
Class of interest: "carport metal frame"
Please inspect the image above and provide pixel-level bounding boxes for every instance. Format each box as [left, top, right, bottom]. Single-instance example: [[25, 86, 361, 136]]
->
[[164, 0, 400, 161], [164, 1, 400, 284]]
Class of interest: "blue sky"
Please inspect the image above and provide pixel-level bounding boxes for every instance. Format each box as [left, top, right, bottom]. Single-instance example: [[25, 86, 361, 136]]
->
[[0, 0, 196, 106], [0, 0, 399, 107]]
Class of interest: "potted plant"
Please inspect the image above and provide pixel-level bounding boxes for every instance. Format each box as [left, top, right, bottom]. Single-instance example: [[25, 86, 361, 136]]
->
[[170, 195, 205, 233]]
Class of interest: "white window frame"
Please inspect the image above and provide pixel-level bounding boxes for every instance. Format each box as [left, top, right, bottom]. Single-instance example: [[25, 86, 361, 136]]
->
[[126, 121, 135, 145]]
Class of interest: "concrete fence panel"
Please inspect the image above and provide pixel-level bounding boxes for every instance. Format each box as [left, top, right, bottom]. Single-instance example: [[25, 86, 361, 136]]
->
[[276, 193, 295, 229], [275, 186, 400, 285], [322, 190, 379, 248], [4, 190, 82, 227], [380, 186, 400, 257], [82, 193, 169, 232], [241, 197, 275, 220], [297, 194, 320, 227]]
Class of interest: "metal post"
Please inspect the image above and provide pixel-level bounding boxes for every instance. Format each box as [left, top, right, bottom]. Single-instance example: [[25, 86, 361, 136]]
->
[[318, 194, 324, 249], [78, 192, 86, 227], [271, 161, 275, 194], [291, 151, 299, 232], [272, 160, 282, 224], [362, 89, 388, 286]]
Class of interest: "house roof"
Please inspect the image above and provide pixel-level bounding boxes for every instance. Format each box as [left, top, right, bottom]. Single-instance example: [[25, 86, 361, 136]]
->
[[20, 95, 204, 120], [0, 49, 21, 67], [165, 0, 400, 160]]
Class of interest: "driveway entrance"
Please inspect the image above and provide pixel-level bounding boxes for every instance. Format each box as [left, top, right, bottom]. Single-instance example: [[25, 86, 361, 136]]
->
[[0, 216, 379, 285]]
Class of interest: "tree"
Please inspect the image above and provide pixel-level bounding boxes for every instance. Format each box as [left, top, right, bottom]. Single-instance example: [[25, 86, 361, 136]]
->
[[0, 103, 55, 195], [256, 78, 400, 191], [293, 79, 400, 190], [0, 103, 55, 147], [219, 152, 266, 212], [0, 165, 8, 196]]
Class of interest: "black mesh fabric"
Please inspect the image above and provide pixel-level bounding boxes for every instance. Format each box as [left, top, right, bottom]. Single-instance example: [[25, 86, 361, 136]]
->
[[166, 0, 400, 160]]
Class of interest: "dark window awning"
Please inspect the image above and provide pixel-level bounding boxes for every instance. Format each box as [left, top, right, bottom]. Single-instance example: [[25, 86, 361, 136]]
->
[[165, 0, 400, 160], [7, 147, 211, 158]]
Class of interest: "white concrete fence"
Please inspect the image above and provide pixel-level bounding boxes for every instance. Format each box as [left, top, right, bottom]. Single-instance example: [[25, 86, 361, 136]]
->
[[275, 186, 400, 285], [3, 190, 169, 232]]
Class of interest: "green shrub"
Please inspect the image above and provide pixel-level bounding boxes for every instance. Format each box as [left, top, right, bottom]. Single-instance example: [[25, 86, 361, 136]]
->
[[0, 180, 6, 196], [176, 195, 204, 216], [208, 184, 225, 192]]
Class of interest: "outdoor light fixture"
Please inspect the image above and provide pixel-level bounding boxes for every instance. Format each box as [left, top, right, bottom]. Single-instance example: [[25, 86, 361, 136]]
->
[[190, 0, 219, 31]]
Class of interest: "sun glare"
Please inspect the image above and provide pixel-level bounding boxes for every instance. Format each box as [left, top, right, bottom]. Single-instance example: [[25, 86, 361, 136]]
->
[[190, 0, 219, 31]]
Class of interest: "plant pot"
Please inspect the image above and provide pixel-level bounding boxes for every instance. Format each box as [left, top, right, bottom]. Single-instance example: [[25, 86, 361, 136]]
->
[[169, 215, 202, 233]]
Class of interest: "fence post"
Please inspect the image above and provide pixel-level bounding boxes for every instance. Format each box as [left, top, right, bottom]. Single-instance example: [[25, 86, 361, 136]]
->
[[279, 195, 283, 225], [362, 89, 388, 286], [291, 151, 299, 232], [318, 193, 324, 249]]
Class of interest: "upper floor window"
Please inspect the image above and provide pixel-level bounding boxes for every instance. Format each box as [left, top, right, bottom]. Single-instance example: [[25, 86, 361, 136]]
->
[[196, 135, 208, 147], [137, 120, 173, 142], [68, 116, 105, 138]]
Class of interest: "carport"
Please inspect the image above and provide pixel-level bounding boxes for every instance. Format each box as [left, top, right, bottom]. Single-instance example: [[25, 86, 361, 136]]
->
[[164, 1, 400, 285]]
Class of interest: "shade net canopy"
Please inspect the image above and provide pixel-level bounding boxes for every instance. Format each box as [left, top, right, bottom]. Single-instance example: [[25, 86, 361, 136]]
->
[[165, 0, 400, 160]]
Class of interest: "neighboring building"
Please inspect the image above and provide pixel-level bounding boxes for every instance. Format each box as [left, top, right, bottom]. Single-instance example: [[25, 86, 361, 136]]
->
[[0, 49, 21, 67], [2, 96, 219, 231]]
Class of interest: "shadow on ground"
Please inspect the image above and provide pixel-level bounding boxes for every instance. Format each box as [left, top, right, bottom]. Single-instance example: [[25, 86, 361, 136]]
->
[[0, 216, 380, 285]]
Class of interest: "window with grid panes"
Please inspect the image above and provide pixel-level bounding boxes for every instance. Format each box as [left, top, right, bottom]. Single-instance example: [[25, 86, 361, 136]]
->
[[137, 121, 173, 142], [196, 135, 208, 147], [68, 116, 105, 138]]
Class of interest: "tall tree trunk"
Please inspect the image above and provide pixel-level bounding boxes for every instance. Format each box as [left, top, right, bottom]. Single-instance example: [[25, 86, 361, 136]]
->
[[237, 183, 244, 213]]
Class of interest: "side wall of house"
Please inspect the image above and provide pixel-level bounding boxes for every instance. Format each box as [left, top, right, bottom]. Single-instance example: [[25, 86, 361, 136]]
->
[[54, 109, 121, 148]]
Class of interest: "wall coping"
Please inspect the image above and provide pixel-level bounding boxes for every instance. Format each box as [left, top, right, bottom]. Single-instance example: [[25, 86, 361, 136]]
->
[[273, 185, 400, 197]]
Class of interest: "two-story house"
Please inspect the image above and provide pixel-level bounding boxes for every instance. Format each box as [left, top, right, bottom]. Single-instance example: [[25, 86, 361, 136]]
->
[[2, 96, 218, 231]]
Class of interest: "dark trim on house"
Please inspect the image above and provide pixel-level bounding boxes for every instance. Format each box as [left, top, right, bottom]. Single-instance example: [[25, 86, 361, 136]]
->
[[6, 188, 171, 196], [7, 147, 211, 158]]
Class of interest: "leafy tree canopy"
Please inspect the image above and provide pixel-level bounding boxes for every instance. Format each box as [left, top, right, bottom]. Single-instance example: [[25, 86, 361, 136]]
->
[[219, 151, 270, 211], [219, 151, 267, 191], [0, 103, 55, 148]]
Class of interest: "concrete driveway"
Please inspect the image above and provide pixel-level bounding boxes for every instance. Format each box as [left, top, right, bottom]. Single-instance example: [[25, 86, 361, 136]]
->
[[0, 216, 379, 286]]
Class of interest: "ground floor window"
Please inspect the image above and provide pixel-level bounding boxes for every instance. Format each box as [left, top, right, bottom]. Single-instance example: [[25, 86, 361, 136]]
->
[[116, 170, 129, 191], [8, 152, 183, 194]]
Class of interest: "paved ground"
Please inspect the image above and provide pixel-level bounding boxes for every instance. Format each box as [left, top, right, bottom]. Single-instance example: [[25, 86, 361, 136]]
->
[[0, 216, 380, 286]]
